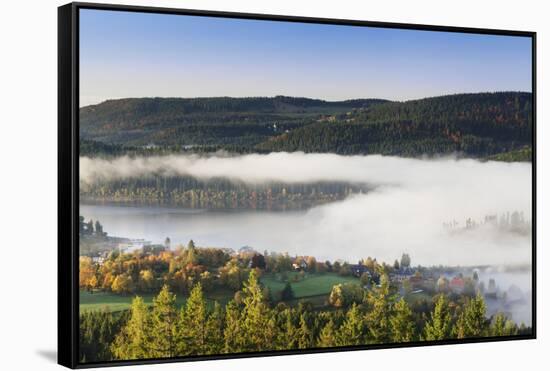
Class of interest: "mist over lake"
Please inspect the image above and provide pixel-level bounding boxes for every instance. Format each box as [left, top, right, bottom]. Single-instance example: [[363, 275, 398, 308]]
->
[[80, 153, 532, 267], [73, 10, 535, 361]]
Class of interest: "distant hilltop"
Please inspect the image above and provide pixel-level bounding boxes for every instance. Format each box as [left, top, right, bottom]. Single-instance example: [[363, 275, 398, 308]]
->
[[80, 92, 532, 161]]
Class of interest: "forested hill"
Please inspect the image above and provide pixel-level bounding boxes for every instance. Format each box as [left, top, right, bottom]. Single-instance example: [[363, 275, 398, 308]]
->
[[80, 96, 387, 146], [257, 92, 533, 158], [80, 92, 532, 160]]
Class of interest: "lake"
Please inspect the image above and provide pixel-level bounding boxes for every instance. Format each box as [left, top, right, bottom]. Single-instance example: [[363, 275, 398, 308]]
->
[[80, 201, 532, 325]]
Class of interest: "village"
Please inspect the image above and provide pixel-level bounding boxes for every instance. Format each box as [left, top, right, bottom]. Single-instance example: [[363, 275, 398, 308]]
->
[[80, 215, 528, 325]]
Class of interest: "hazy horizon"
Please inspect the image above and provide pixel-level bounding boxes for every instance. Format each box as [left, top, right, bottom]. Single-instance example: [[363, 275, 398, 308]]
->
[[79, 90, 532, 108], [79, 9, 532, 107]]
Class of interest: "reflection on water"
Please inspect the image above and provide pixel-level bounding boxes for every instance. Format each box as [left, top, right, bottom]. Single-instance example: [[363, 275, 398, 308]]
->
[[80, 202, 307, 254]]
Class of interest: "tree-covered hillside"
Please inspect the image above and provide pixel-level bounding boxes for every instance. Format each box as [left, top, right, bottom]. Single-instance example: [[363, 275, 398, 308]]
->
[[80, 92, 533, 159], [257, 92, 533, 157], [80, 96, 387, 148]]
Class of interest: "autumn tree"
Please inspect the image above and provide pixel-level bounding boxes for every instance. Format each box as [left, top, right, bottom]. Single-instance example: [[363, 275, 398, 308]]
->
[[79, 257, 96, 291], [111, 273, 133, 294], [329, 282, 363, 308], [138, 269, 155, 292]]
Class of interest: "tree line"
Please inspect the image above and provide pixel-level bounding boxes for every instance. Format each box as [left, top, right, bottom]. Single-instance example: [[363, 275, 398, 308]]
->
[[80, 270, 528, 363], [80, 242, 382, 295], [80, 93, 532, 160], [80, 176, 368, 211], [258, 93, 532, 157]]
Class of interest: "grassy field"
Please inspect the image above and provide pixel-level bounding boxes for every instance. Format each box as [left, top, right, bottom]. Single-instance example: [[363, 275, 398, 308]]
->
[[404, 290, 433, 305], [261, 272, 360, 299], [80, 272, 360, 312], [80, 288, 234, 313]]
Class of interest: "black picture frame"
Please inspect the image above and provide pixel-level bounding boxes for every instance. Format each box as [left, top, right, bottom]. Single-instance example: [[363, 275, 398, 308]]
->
[[58, 2, 537, 369]]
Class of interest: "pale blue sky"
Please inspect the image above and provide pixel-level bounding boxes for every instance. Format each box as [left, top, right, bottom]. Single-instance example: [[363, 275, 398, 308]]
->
[[79, 9, 532, 107]]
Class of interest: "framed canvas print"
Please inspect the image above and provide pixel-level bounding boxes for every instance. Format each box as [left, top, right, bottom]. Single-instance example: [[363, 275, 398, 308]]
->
[[58, 2, 536, 368]]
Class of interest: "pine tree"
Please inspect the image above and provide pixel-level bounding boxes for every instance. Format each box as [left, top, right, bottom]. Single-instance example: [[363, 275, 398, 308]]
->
[[297, 313, 313, 349], [178, 283, 207, 356], [280, 282, 294, 301], [111, 296, 150, 360], [205, 301, 225, 354], [276, 308, 298, 350], [149, 285, 179, 358], [336, 303, 366, 346], [239, 270, 276, 352], [365, 274, 392, 344], [223, 300, 241, 353], [186, 240, 198, 265], [424, 294, 453, 341], [454, 293, 488, 339], [491, 312, 518, 336], [317, 319, 337, 348], [390, 298, 415, 342]]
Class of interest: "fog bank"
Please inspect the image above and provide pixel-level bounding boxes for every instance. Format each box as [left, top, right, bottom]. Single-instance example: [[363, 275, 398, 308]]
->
[[80, 153, 532, 266]]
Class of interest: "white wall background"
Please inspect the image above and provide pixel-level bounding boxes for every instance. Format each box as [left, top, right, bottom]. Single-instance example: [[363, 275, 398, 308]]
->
[[0, 0, 546, 369]]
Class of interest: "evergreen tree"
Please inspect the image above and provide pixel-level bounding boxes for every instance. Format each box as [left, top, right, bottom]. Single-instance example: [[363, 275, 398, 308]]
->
[[239, 270, 276, 352], [400, 253, 411, 269], [149, 285, 179, 358], [393, 259, 400, 270], [317, 318, 337, 348], [390, 298, 415, 342], [454, 293, 488, 339], [186, 240, 198, 265], [205, 301, 225, 355], [276, 308, 298, 350], [111, 296, 150, 360], [424, 294, 453, 341], [490, 312, 518, 336], [365, 274, 393, 344], [178, 283, 207, 355], [80, 310, 120, 362], [280, 282, 294, 301], [223, 300, 242, 353], [336, 303, 366, 346], [297, 313, 313, 349]]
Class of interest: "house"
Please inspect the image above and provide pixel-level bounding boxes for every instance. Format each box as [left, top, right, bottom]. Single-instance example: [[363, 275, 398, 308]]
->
[[450, 276, 465, 293], [292, 259, 308, 271], [92, 256, 105, 265], [349, 264, 371, 277], [436, 276, 450, 292], [409, 277, 422, 289]]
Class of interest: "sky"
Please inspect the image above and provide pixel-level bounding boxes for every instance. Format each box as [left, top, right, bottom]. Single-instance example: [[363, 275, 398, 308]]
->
[[79, 8, 532, 107]]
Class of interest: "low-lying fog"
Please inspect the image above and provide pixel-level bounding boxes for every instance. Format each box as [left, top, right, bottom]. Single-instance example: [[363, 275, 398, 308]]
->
[[80, 153, 532, 267]]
